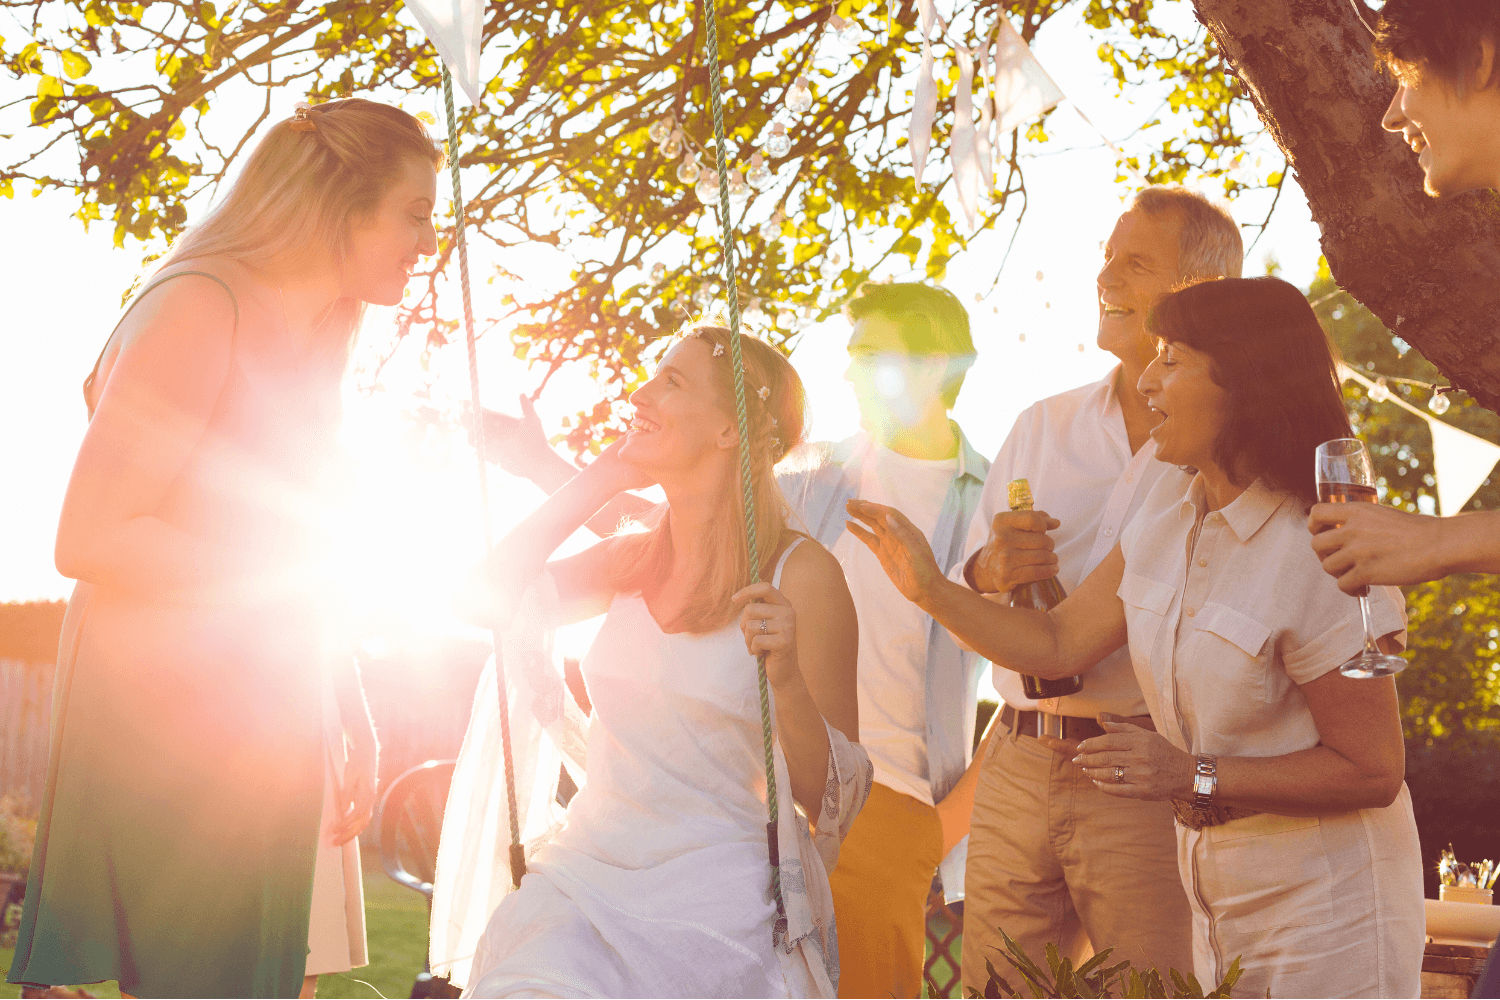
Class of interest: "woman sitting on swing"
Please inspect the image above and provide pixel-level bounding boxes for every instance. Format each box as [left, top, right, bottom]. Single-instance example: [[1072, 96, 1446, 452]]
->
[[447, 322, 870, 999]]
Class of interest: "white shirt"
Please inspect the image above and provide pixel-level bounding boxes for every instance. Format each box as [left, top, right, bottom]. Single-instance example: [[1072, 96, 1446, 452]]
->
[[952, 365, 1191, 717], [1119, 473, 1407, 756], [831, 441, 957, 804]]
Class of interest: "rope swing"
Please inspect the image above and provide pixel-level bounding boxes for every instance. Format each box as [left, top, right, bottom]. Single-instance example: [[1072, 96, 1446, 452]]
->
[[699, 0, 788, 942], [443, 63, 526, 892]]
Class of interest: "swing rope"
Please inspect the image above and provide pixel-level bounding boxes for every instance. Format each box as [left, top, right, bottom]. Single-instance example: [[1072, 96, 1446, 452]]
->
[[442, 64, 527, 892], [699, 0, 788, 941]]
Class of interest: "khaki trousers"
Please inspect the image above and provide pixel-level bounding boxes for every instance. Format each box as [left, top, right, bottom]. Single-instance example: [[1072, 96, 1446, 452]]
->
[[829, 782, 943, 999], [960, 727, 1192, 994]]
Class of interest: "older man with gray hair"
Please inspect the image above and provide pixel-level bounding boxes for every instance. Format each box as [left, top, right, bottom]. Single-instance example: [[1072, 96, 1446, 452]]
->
[[950, 186, 1244, 991]]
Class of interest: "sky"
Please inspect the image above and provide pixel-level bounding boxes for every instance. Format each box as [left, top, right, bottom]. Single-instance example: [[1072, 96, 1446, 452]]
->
[[0, 1, 1328, 635]]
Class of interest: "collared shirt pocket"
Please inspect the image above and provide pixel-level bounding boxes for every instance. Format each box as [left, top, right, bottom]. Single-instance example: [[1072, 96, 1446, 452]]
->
[[1189, 602, 1274, 705], [1118, 571, 1176, 656]]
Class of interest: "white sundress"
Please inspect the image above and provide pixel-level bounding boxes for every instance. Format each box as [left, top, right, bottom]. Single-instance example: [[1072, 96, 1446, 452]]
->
[[430, 539, 872, 998]]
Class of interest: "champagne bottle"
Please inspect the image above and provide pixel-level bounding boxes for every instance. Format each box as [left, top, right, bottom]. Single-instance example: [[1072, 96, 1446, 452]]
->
[[1007, 479, 1084, 699]]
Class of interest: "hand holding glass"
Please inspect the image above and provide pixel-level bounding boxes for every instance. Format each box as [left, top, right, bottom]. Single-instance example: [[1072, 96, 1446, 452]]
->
[[1314, 438, 1407, 678]]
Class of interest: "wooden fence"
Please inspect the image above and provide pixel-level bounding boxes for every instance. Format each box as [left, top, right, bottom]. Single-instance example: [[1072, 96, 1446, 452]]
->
[[0, 657, 53, 809]]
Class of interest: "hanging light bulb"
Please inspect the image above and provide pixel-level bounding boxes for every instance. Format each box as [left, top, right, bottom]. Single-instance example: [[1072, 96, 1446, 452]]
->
[[1035, 270, 1045, 281], [677, 151, 700, 184], [766, 122, 792, 158], [649, 262, 666, 284], [820, 251, 843, 282], [1429, 391, 1451, 415], [776, 306, 797, 331], [1370, 377, 1391, 403], [828, 13, 860, 47], [785, 76, 813, 115], [746, 153, 772, 189], [696, 174, 721, 206], [1018, 333, 1026, 342], [974, 293, 983, 303], [759, 211, 783, 242], [658, 128, 684, 159], [728, 168, 750, 203], [648, 115, 674, 144]]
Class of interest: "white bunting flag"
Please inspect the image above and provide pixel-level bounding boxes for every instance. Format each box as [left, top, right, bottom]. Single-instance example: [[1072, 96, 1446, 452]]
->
[[975, 31, 996, 195], [404, 0, 486, 107], [1426, 415, 1500, 515], [1340, 365, 1500, 515], [991, 14, 1064, 137], [950, 43, 980, 229], [909, 0, 939, 188]]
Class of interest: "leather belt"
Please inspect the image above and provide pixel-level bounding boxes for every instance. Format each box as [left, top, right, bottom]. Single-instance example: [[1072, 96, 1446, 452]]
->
[[1000, 703, 1106, 742]]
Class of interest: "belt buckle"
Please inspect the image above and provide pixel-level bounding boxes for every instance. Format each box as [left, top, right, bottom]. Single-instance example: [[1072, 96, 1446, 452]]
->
[[1036, 712, 1064, 740]]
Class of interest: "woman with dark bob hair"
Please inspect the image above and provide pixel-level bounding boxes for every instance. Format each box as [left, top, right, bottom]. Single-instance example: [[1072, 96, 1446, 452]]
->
[[848, 276, 1424, 998]]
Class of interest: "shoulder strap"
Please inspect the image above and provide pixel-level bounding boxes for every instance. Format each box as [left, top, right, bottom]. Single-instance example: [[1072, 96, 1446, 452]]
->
[[83, 269, 241, 416], [770, 536, 805, 589]]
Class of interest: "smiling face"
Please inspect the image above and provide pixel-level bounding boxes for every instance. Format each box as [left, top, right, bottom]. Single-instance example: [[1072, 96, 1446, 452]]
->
[[1382, 44, 1500, 198], [1096, 209, 1185, 372], [618, 337, 736, 475], [1136, 338, 1230, 471], [341, 156, 439, 306]]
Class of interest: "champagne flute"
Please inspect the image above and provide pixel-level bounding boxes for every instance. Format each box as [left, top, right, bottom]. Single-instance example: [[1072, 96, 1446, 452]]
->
[[1314, 438, 1408, 678]]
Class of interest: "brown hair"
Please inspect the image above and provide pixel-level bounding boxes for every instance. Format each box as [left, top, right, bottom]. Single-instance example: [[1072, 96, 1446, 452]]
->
[[1374, 0, 1500, 94], [161, 98, 445, 352], [607, 322, 808, 633], [1127, 186, 1245, 282], [1147, 276, 1352, 508], [842, 281, 976, 408]]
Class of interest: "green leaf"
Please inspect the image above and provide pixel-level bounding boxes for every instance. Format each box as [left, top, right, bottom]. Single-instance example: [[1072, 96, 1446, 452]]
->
[[60, 49, 92, 79]]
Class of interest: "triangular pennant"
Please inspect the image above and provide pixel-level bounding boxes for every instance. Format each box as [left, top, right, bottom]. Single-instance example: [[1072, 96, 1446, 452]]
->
[[950, 43, 979, 229], [909, 0, 939, 187], [404, 0, 486, 107], [1427, 414, 1500, 515], [991, 15, 1064, 136]]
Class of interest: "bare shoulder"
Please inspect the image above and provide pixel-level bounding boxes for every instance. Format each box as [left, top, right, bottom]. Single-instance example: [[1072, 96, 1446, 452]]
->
[[778, 536, 853, 606], [115, 257, 241, 349]]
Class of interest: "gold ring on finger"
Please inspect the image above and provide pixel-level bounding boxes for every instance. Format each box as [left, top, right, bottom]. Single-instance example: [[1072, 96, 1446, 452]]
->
[[759, 619, 768, 634], [1113, 765, 1125, 784]]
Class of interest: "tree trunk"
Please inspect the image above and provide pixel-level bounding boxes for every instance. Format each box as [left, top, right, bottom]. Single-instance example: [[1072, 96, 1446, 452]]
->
[[1191, 0, 1500, 411]]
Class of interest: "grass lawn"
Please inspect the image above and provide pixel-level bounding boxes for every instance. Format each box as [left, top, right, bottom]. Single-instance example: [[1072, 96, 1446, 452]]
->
[[1, 872, 430, 1000]]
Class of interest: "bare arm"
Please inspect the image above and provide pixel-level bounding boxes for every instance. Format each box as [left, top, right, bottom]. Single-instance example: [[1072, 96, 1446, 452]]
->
[[1063, 644, 1406, 815], [455, 441, 649, 632], [934, 712, 999, 855], [55, 277, 237, 595], [1309, 502, 1500, 593], [480, 396, 655, 536], [734, 542, 859, 818], [845, 499, 1127, 680]]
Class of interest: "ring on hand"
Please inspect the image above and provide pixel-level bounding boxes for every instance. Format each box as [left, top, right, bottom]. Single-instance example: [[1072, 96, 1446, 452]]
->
[[1113, 765, 1125, 784], [759, 619, 768, 634]]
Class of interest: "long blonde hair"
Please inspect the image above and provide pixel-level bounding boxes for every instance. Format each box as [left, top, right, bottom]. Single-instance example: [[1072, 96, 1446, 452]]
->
[[161, 98, 445, 349], [608, 323, 808, 633]]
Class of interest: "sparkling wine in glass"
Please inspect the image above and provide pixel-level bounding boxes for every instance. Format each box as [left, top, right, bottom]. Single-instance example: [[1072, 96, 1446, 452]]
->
[[1314, 438, 1407, 678]]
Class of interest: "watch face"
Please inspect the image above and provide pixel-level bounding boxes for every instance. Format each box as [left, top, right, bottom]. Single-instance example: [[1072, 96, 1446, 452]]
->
[[1193, 775, 1213, 797]]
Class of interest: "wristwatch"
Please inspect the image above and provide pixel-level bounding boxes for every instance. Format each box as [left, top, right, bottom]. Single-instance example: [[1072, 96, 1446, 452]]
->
[[1192, 755, 1218, 808]]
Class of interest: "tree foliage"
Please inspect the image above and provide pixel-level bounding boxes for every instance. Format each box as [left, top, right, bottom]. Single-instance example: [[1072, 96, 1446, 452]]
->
[[3, 0, 1279, 449]]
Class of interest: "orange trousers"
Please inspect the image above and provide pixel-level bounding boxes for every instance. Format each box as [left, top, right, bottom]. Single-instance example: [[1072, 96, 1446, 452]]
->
[[828, 782, 943, 999]]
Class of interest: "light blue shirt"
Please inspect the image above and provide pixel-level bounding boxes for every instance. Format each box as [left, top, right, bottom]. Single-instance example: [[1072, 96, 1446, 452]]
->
[[778, 426, 990, 901]]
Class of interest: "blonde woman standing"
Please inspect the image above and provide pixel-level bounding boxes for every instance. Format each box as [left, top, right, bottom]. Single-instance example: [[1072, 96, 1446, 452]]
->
[[7, 99, 442, 999]]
